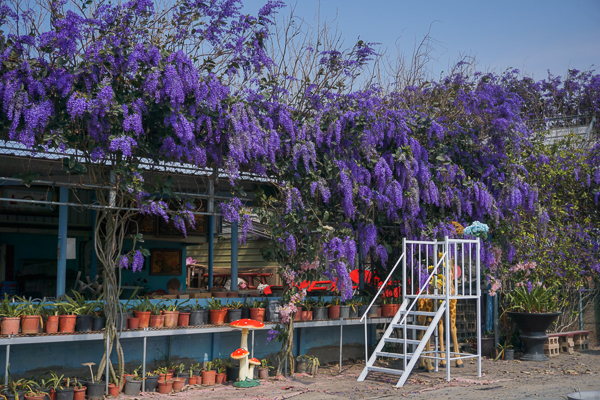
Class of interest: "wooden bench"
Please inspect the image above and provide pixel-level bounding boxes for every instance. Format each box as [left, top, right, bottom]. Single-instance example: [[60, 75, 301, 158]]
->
[[547, 331, 592, 354]]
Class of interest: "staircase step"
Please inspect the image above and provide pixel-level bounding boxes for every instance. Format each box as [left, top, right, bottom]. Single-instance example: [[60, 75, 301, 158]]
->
[[367, 366, 405, 375], [399, 310, 439, 316], [392, 324, 429, 330], [376, 351, 413, 359], [384, 338, 421, 345]]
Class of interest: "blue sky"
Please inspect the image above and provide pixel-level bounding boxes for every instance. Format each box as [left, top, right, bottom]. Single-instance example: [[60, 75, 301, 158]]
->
[[243, 0, 600, 79]]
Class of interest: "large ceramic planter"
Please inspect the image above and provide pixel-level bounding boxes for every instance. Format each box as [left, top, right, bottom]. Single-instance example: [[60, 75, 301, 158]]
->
[[507, 311, 561, 361]]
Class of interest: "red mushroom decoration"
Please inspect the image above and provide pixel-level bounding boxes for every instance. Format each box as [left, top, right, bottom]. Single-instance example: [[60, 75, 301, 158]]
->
[[231, 348, 250, 381], [230, 319, 265, 350], [248, 358, 261, 380]]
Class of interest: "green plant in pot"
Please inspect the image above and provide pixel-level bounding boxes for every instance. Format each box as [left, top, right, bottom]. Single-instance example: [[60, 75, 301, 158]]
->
[[504, 269, 561, 362], [15, 297, 45, 334], [0, 295, 25, 335]]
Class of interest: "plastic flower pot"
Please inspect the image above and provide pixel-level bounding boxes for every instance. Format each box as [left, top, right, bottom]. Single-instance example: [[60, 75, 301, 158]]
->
[[45, 316, 59, 333], [177, 312, 190, 327], [149, 315, 164, 328], [121, 375, 132, 392], [55, 388, 74, 400], [1, 317, 20, 335], [115, 313, 128, 330], [107, 384, 119, 397], [209, 309, 227, 325], [124, 379, 141, 396], [313, 307, 326, 320], [328, 305, 341, 319], [348, 307, 358, 319], [134, 311, 151, 328], [376, 307, 382, 317], [159, 373, 173, 381], [296, 361, 307, 374], [58, 315, 77, 333], [227, 309, 242, 323], [157, 380, 172, 394], [188, 376, 197, 385], [72, 387, 86, 400], [84, 382, 105, 400], [163, 311, 179, 327], [304, 311, 313, 321], [249, 308, 265, 322], [226, 366, 239, 382], [504, 348, 515, 360], [24, 394, 45, 400], [381, 304, 396, 317], [189, 310, 205, 326], [215, 373, 226, 384], [339, 305, 350, 319], [176, 372, 189, 385], [171, 378, 185, 391], [241, 307, 251, 319], [367, 305, 379, 318], [201, 370, 216, 386], [92, 317, 105, 331], [75, 315, 93, 332], [127, 317, 140, 330], [144, 376, 158, 393], [258, 368, 269, 379], [358, 305, 369, 318], [21, 315, 41, 334]]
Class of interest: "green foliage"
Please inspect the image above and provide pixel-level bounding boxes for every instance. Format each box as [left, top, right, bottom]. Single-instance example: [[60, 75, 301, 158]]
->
[[506, 285, 558, 313], [206, 299, 222, 310]]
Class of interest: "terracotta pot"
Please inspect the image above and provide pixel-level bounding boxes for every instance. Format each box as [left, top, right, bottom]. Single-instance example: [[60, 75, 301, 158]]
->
[[24, 395, 45, 400], [249, 308, 265, 322], [163, 311, 179, 327], [49, 389, 56, 400], [127, 317, 140, 329], [258, 367, 269, 379], [209, 309, 227, 325], [158, 373, 173, 381], [294, 311, 303, 321], [188, 376, 197, 385], [381, 304, 396, 317], [328, 305, 340, 319], [107, 384, 119, 397], [73, 387, 85, 400], [376, 307, 382, 317], [201, 370, 216, 386], [171, 378, 185, 391], [216, 373, 226, 384], [157, 380, 173, 394], [21, 315, 41, 334], [149, 315, 164, 328], [58, 315, 77, 333], [45, 316, 59, 333], [1, 317, 20, 335], [177, 312, 190, 327], [304, 311, 313, 321], [133, 311, 151, 328]]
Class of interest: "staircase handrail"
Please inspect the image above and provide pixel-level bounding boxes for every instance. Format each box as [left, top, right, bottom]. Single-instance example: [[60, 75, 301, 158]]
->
[[360, 253, 405, 322], [396, 251, 447, 327]]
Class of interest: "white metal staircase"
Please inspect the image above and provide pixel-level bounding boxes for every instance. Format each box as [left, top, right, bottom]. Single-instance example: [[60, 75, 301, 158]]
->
[[357, 298, 447, 387], [357, 236, 482, 388]]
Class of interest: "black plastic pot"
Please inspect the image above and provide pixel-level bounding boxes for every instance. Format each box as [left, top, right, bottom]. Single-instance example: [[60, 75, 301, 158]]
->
[[241, 307, 251, 319], [507, 311, 561, 361], [144, 376, 159, 392], [41, 389, 51, 400], [227, 309, 242, 323], [504, 349, 515, 361], [189, 310, 206, 326], [176, 372, 189, 385], [92, 317, 105, 331], [313, 307, 326, 320], [56, 388, 74, 400], [359, 305, 369, 317], [3, 392, 14, 400], [75, 314, 94, 332], [339, 305, 350, 319], [124, 379, 142, 396], [115, 313, 128, 330], [226, 366, 240, 382], [84, 382, 105, 400]]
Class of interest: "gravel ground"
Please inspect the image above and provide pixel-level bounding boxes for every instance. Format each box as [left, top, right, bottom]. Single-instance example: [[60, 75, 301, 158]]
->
[[134, 349, 600, 400]]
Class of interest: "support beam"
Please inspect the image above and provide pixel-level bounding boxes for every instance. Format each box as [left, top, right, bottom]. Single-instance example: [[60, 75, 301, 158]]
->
[[358, 246, 365, 290], [231, 220, 238, 292], [208, 172, 215, 289], [57, 186, 69, 298]]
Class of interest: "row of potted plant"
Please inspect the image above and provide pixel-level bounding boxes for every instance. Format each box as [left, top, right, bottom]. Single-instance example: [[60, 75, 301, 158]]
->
[[291, 294, 402, 321], [1, 370, 105, 400]]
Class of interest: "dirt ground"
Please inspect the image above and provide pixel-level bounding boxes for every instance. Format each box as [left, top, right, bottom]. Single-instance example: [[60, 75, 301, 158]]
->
[[137, 349, 600, 400]]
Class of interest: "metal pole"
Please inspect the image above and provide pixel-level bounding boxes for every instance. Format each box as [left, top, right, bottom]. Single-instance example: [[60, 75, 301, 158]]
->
[[208, 173, 214, 289], [5, 344, 9, 386], [494, 294, 499, 346], [476, 240, 482, 378], [142, 334, 147, 392], [251, 330, 255, 358], [339, 322, 343, 373], [364, 319, 368, 364], [105, 334, 110, 394], [445, 237, 451, 382], [57, 186, 69, 298], [579, 291, 584, 330], [231, 220, 238, 292]]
